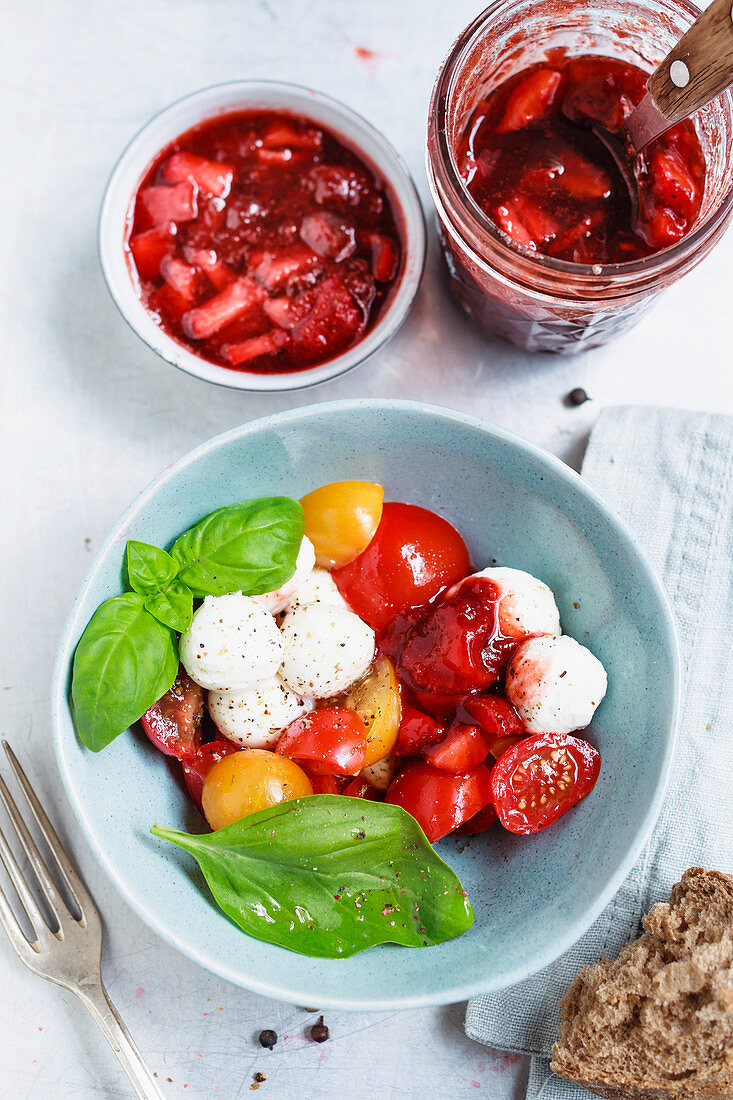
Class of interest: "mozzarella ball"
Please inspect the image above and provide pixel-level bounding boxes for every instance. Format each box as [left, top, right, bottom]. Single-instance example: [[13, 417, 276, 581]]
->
[[287, 566, 351, 613], [453, 566, 561, 639], [179, 592, 283, 692], [252, 536, 316, 615], [280, 602, 375, 699], [505, 634, 607, 734], [208, 677, 313, 748]]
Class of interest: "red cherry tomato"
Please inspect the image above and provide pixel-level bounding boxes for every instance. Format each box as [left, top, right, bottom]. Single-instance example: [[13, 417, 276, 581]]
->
[[490, 733, 601, 834], [182, 739, 241, 813], [423, 723, 490, 773], [453, 802, 499, 836], [385, 761, 493, 842], [395, 706, 446, 757], [333, 502, 471, 631], [140, 668, 204, 760], [307, 773, 340, 795], [276, 707, 367, 776], [342, 778, 381, 800], [460, 694, 524, 739]]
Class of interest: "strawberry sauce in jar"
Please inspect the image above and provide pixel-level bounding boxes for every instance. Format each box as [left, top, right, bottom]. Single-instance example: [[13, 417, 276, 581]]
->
[[126, 111, 403, 373], [427, 0, 733, 354]]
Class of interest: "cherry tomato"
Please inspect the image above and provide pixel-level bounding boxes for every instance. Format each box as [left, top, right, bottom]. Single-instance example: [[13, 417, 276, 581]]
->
[[333, 502, 471, 631], [339, 655, 401, 767], [201, 749, 313, 830], [486, 734, 524, 760], [453, 802, 499, 836], [182, 739, 241, 813], [276, 707, 367, 776], [385, 761, 493, 842], [460, 694, 524, 739], [342, 778, 381, 800], [140, 667, 203, 759], [423, 723, 490, 773], [304, 773, 338, 795], [395, 706, 446, 757], [490, 733, 601, 834], [300, 480, 384, 569]]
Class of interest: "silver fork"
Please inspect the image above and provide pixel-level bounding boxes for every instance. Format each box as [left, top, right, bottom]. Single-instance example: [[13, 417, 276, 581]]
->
[[0, 740, 164, 1100]]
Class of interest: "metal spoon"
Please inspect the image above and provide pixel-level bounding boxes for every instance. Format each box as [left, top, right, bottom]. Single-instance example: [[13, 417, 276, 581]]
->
[[599, 0, 733, 222]]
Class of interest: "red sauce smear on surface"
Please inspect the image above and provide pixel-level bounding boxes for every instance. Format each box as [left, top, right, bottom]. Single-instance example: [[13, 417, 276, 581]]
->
[[457, 54, 705, 264], [126, 110, 403, 373]]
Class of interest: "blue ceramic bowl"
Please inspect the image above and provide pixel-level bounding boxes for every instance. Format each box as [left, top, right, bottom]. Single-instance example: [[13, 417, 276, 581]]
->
[[52, 400, 680, 1009]]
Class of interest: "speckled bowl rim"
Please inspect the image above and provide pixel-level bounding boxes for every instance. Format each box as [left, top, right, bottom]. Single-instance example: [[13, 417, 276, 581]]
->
[[51, 399, 681, 1009]]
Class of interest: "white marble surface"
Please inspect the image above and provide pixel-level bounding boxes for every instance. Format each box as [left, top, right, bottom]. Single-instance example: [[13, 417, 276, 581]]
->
[[2, 0, 731, 1097]]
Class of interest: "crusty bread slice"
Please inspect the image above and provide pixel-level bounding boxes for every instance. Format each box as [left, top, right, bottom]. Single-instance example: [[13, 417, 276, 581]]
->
[[550, 868, 733, 1099]]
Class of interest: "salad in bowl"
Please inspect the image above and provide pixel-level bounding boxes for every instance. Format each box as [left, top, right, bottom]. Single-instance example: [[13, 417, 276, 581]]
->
[[71, 477, 606, 958]]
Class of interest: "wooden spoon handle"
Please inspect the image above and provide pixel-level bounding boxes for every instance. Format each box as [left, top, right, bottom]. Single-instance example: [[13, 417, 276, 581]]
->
[[648, 0, 733, 124]]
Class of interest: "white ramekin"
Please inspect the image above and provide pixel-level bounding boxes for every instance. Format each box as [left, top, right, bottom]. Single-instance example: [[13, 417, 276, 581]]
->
[[99, 81, 426, 392]]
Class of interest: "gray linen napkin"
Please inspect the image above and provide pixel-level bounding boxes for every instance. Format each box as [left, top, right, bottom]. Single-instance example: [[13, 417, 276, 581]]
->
[[465, 405, 733, 1099]]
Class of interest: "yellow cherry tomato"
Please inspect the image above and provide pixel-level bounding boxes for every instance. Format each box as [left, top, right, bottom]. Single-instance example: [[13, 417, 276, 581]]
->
[[201, 749, 313, 830], [340, 655, 401, 768], [300, 480, 384, 569]]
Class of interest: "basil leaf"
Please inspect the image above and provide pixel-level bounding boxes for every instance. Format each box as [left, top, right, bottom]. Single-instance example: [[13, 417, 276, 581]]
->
[[144, 580, 193, 633], [71, 592, 178, 752], [152, 796, 473, 958], [126, 540, 178, 595], [170, 498, 304, 598]]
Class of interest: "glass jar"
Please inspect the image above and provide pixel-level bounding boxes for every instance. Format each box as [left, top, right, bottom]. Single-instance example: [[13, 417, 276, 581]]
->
[[426, 0, 733, 354]]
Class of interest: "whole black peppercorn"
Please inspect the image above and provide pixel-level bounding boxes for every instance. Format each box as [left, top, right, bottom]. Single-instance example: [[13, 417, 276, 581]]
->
[[258, 1029, 277, 1050], [566, 387, 590, 407], [310, 1015, 329, 1043]]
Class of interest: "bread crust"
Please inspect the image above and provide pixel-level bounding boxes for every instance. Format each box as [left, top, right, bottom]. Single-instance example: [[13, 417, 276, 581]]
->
[[550, 868, 733, 1100]]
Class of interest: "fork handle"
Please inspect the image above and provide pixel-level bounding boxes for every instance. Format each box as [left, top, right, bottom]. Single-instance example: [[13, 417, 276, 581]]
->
[[648, 0, 733, 124], [76, 981, 165, 1100]]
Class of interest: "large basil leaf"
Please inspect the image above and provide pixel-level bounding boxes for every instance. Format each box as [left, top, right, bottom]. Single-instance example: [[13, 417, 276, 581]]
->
[[152, 796, 473, 957], [125, 540, 178, 594], [170, 498, 304, 598], [71, 592, 178, 752], [144, 579, 193, 633]]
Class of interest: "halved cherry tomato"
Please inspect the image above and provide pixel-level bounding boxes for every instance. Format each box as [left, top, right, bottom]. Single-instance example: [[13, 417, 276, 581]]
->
[[453, 802, 499, 836], [490, 732, 601, 834], [424, 723, 490, 773], [486, 734, 524, 760], [182, 739, 241, 813], [339, 655, 401, 767], [307, 773, 340, 795], [460, 695, 524, 738], [333, 502, 471, 631], [342, 778, 381, 800], [276, 707, 367, 776], [359, 753, 398, 790], [300, 480, 384, 569], [201, 749, 313, 830], [395, 706, 446, 757], [385, 761, 493, 842], [140, 668, 204, 760]]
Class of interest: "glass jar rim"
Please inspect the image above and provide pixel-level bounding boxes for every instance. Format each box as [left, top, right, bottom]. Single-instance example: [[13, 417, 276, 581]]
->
[[428, 0, 733, 291]]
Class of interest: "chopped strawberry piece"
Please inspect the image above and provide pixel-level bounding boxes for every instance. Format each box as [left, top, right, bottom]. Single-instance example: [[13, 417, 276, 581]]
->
[[559, 150, 612, 200], [139, 181, 197, 227], [290, 276, 364, 362], [366, 233, 399, 282], [148, 282, 191, 322], [260, 121, 323, 152], [494, 197, 558, 247], [299, 212, 356, 261], [262, 293, 312, 330], [637, 201, 686, 250], [129, 225, 174, 282], [341, 259, 377, 319], [562, 62, 642, 131], [308, 165, 381, 213], [251, 245, 321, 292], [182, 277, 264, 340], [493, 204, 533, 248], [221, 329, 289, 366], [161, 257, 198, 305], [647, 146, 699, 220], [496, 69, 562, 133], [161, 152, 234, 197], [186, 248, 234, 291]]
